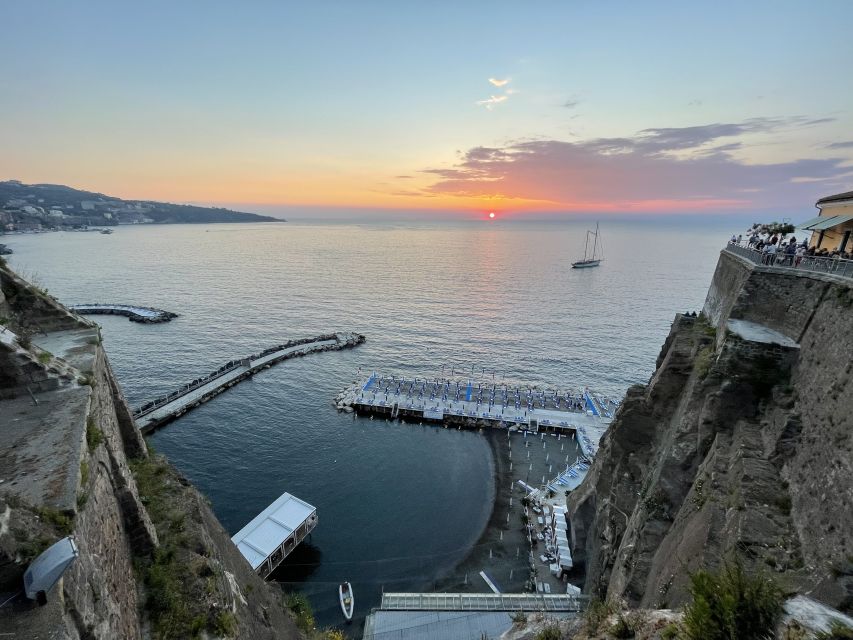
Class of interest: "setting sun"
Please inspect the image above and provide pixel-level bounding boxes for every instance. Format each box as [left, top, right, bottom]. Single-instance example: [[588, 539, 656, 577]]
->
[[489, 212, 495, 219]]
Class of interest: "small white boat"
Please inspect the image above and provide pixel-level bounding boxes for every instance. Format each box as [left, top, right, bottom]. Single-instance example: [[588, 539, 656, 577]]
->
[[339, 582, 354, 622], [571, 222, 603, 268]]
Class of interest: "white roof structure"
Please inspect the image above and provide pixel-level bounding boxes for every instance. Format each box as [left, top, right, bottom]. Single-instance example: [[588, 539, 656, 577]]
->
[[231, 492, 317, 571]]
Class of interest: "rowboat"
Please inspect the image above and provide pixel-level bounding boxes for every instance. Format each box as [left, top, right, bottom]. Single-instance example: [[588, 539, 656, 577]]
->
[[339, 582, 354, 622]]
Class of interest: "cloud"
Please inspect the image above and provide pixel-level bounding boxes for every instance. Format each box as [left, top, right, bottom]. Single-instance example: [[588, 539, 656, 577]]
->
[[562, 99, 580, 109], [827, 140, 853, 149], [488, 78, 510, 87], [476, 95, 509, 110], [415, 117, 850, 211]]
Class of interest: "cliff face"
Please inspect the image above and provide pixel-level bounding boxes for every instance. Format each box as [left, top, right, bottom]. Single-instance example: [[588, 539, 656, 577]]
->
[[567, 249, 853, 613], [0, 264, 304, 639]]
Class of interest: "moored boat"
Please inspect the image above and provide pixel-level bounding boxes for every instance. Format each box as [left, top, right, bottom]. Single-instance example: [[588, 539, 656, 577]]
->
[[571, 222, 603, 268], [339, 581, 354, 622]]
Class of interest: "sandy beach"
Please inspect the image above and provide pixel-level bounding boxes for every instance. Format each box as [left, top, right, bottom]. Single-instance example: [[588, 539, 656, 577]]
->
[[432, 427, 584, 594]]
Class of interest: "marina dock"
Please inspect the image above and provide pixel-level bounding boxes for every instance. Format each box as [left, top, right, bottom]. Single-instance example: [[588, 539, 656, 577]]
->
[[135, 332, 365, 433], [336, 372, 615, 502], [335, 373, 614, 456], [69, 303, 178, 323]]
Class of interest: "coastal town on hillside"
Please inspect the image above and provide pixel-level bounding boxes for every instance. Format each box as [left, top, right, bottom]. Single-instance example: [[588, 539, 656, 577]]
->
[[0, 180, 279, 232]]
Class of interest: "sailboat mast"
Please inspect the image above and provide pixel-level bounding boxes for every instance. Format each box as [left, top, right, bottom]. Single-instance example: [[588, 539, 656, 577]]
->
[[592, 222, 599, 259], [583, 230, 590, 260]]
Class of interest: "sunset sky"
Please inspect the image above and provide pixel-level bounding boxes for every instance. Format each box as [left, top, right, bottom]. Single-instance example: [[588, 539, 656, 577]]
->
[[2, 1, 852, 217]]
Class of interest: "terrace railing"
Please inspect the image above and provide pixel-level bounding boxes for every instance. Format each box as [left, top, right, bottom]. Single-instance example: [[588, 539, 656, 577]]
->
[[725, 242, 853, 280]]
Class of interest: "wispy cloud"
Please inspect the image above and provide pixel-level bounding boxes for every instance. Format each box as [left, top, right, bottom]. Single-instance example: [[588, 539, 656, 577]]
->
[[413, 117, 849, 211], [562, 99, 580, 109], [478, 77, 513, 110], [476, 95, 509, 110], [827, 140, 853, 149]]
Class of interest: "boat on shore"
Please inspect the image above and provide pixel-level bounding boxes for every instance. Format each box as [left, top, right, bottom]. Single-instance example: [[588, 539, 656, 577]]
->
[[571, 222, 603, 268], [99, 228, 113, 234], [339, 582, 354, 622]]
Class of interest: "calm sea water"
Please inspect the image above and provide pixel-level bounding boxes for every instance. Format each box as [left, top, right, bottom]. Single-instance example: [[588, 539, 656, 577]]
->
[[6, 218, 729, 628]]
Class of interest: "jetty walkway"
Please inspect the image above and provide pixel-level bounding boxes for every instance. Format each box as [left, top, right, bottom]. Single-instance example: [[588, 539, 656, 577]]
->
[[135, 332, 364, 433], [378, 592, 586, 612], [70, 303, 178, 323]]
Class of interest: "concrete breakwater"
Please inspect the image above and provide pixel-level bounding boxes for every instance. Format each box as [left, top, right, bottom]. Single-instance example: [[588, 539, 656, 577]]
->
[[135, 331, 365, 433], [69, 303, 179, 323]]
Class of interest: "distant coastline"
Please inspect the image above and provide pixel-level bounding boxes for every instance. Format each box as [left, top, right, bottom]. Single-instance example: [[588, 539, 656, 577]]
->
[[0, 179, 283, 231]]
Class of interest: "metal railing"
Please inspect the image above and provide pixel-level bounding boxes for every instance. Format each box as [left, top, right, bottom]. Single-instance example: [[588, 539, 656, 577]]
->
[[379, 592, 588, 612], [725, 243, 853, 280]]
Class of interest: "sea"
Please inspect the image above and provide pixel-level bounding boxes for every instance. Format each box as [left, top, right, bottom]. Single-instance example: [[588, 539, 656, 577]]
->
[[5, 217, 736, 630]]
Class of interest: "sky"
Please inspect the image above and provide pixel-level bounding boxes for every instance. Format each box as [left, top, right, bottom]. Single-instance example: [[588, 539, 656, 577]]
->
[[1, 0, 852, 219]]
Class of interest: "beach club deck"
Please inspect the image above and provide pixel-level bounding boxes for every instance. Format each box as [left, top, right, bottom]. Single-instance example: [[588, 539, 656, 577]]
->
[[231, 492, 318, 579], [337, 373, 613, 458], [337, 372, 613, 499]]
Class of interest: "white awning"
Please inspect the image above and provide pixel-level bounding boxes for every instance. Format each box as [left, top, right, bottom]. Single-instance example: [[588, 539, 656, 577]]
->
[[802, 214, 853, 231], [231, 492, 316, 570]]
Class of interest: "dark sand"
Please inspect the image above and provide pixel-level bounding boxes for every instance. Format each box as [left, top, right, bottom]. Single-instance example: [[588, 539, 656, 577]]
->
[[433, 428, 584, 594], [433, 428, 531, 592]]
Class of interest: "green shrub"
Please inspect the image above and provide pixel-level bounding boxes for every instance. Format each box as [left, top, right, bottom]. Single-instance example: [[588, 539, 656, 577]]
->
[[610, 613, 634, 638], [694, 346, 715, 379], [285, 592, 315, 632], [682, 559, 783, 640], [815, 621, 853, 639], [18, 536, 55, 562], [211, 610, 237, 637], [38, 507, 73, 536], [86, 417, 104, 451], [38, 351, 52, 364], [660, 622, 680, 639], [583, 598, 615, 634], [534, 624, 562, 640], [17, 332, 32, 349]]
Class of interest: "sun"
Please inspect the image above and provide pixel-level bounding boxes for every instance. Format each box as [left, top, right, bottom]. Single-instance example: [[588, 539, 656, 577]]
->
[[489, 212, 496, 219]]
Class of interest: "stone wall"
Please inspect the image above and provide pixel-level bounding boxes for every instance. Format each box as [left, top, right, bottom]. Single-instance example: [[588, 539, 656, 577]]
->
[[703, 249, 837, 343], [0, 265, 306, 639], [568, 249, 853, 613]]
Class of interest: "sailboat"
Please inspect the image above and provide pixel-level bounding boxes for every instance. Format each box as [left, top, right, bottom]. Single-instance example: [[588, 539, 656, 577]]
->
[[571, 222, 603, 269]]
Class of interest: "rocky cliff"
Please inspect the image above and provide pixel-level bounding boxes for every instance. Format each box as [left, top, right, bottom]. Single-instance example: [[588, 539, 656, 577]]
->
[[0, 263, 305, 639], [567, 248, 852, 613]]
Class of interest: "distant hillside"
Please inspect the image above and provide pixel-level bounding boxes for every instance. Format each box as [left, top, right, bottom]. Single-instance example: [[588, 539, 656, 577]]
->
[[0, 180, 281, 229]]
